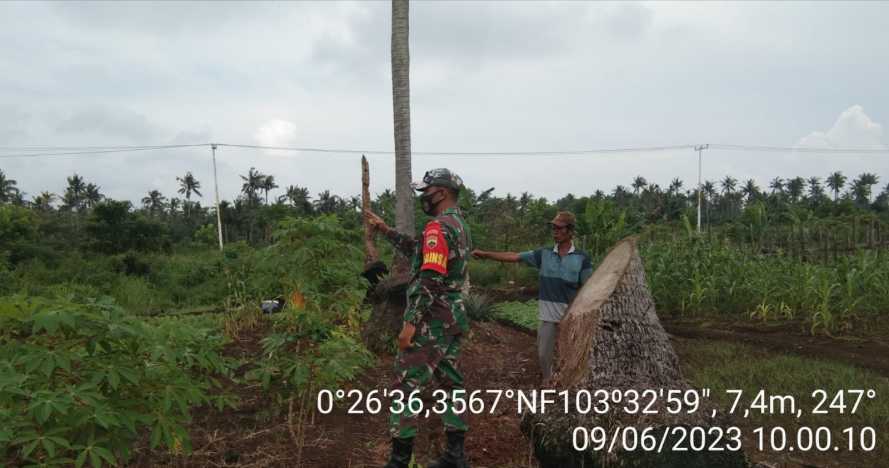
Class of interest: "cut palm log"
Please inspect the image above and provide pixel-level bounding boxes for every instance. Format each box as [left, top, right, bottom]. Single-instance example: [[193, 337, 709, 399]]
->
[[361, 273, 410, 354], [362, 155, 380, 267], [521, 236, 749, 467]]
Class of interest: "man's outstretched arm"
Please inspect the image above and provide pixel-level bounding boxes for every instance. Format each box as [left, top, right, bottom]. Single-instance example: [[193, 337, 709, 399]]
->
[[471, 250, 521, 262]]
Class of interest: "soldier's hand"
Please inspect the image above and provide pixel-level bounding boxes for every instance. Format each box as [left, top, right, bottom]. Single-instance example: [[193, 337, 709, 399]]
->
[[363, 209, 389, 234], [471, 249, 486, 259], [397, 322, 416, 351]]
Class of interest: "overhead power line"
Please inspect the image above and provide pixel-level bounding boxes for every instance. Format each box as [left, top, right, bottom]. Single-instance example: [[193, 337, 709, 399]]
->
[[0, 144, 209, 159], [709, 144, 889, 154], [216, 143, 698, 157], [0, 142, 888, 159]]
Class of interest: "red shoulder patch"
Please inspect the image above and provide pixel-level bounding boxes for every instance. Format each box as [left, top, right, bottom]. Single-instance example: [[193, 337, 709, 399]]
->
[[421, 220, 448, 274]]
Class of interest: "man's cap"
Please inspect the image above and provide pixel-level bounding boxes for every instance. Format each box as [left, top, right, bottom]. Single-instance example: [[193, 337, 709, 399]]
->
[[412, 168, 464, 192], [550, 211, 576, 227]]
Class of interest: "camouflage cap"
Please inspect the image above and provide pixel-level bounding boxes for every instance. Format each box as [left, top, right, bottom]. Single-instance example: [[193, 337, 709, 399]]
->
[[412, 168, 464, 192], [550, 211, 576, 227]]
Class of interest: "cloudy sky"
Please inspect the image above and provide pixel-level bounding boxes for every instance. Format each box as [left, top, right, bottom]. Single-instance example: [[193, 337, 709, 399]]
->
[[1, 1, 888, 204]]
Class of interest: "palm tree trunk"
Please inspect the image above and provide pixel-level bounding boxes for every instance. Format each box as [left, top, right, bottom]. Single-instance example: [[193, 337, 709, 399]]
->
[[392, 0, 414, 273]]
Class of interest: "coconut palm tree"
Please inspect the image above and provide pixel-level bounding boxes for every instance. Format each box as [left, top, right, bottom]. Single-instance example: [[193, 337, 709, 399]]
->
[[742, 179, 759, 203], [285, 185, 312, 214], [176, 172, 202, 218], [702, 180, 717, 222], [851, 172, 879, 206], [826, 171, 846, 202], [631, 175, 648, 195], [142, 190, 166, 216], [176, 172, 202, 200], [668, 178, 683, 195], [612, 185, 630, 205], [0, 169, 19, 204], [314, 190, 340, 214], [769, 177, 784, 195], [702, 180, 717, 200], [240, 167, 264, 206], [787, 177, 805, 203], [62, 174, 87, 211], [261, 175, 278, 205], [806, 176, 824, 200], [720, 176, 737, 196], [82, 183, 102, 209], [169, 197, 181, 215], [32, 191, 56, 211], [392, 0, 414, 253]]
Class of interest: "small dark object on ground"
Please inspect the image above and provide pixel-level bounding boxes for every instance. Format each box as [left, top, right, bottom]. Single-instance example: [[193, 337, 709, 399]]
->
[[362, 260, 389, 287], [223, 449, 240, 463], [260, 297, 285, 314]]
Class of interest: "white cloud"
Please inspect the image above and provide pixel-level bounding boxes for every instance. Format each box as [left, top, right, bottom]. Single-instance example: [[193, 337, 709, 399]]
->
[[2, 3, 889, 205], [254, 119, 298, 148], [797, 105, 885, 149]]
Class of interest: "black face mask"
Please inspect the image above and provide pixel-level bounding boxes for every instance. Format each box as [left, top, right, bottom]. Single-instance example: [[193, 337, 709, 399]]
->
[[420, 189, 445, 215]]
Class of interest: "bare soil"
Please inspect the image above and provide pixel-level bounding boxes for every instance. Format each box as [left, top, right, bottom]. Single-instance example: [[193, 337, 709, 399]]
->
[[131, 321, 539, 468], [131, 312, 887, 468]]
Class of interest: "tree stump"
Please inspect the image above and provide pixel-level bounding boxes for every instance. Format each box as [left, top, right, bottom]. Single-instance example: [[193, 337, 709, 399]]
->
[[361, 271, 410, 354], [521, 237, 749, 467]]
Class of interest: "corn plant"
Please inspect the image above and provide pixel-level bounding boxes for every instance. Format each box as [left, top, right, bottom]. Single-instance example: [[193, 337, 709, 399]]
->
[[642, 237, 889, 334]]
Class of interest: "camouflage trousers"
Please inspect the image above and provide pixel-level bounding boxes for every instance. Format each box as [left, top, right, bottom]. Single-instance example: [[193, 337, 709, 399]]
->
[[388, 332, 468, 439]]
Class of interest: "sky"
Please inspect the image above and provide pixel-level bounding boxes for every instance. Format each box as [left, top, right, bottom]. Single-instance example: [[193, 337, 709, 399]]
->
[[1, 1, 888, 204]]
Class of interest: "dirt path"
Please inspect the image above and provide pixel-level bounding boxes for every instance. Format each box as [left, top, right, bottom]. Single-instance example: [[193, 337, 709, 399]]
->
[[133, 321, 538, 467]]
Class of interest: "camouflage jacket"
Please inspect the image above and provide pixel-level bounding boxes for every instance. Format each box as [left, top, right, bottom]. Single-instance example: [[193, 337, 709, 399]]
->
[[384, 207, 472, 335]]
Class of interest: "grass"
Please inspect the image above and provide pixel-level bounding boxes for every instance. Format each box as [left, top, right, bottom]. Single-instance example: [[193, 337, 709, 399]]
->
[[492, 300, 538, 331], [677, 339, 889, 466]]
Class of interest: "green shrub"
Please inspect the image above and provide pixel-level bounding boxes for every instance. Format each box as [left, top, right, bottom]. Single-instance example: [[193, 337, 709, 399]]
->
[[193, 223, 218, 248], [468, 261, 505, 287], [0, 295, 237, 466], [464, 293, 495, 321], [110, 276, 172, 315]]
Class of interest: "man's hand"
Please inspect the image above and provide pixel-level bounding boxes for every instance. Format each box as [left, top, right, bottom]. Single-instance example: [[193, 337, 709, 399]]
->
[[364, 209, 390, 235], [397, 322, 416, 351], [470, 250, 520, 263]]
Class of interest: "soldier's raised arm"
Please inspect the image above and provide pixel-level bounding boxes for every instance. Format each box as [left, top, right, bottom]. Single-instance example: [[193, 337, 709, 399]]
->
[[363, 209, 416, 257]]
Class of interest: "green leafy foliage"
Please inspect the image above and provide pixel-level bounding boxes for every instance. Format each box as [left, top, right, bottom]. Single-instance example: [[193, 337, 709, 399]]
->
[[0, 295, 237, 466], [493, 301, 538, 331], [242, 216, 373, 397], [86, 200, 171, 254], [643, 237, 889, 333]]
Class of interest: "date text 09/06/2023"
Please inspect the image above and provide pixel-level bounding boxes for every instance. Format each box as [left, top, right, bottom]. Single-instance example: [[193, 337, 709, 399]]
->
[[316, 387, 878, 453]]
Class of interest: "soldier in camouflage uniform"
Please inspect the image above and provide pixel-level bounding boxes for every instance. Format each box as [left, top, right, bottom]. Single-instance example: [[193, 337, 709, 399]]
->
[[364, 168, 473, 468]]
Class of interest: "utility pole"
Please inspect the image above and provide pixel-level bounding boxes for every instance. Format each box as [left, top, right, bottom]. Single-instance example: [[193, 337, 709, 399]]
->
[[211, 143, 224, 251], [694, 144, 709, 234]]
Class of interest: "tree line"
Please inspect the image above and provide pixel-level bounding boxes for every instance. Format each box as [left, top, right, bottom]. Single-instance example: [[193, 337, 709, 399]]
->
[[1, 166, 887, 256]]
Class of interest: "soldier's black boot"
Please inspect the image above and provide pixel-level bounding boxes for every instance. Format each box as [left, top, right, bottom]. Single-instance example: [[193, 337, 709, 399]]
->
[[428, 431, 469, 468], [383, 437, 413, 468]]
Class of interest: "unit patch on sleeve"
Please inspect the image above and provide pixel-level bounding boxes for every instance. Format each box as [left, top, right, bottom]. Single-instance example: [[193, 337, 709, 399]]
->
[[420, 220, 448, 274]]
